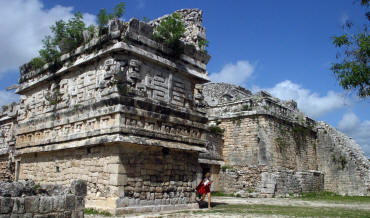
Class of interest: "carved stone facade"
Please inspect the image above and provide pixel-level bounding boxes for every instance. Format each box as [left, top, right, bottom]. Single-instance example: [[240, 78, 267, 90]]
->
[[0, 8, 369, 216], [0, 9, 213, 214]]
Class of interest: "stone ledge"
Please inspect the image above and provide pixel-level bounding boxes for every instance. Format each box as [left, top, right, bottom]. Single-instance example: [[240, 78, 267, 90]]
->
[[15, 134, 207, 155]]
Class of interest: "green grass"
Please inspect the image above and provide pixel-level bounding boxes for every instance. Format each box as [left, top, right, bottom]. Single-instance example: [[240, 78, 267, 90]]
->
[[175, 204, 370, 218], [84, 208, 112, 216], [298, 191, 370, 203], [211, 191, 240, 197]]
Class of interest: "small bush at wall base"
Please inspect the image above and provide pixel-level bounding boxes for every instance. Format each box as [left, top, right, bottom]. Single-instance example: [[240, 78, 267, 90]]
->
[[84, 208, 112, 216]]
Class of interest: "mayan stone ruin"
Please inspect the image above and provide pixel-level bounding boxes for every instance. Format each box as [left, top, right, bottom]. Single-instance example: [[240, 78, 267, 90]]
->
[[0, 9, 369, 215]]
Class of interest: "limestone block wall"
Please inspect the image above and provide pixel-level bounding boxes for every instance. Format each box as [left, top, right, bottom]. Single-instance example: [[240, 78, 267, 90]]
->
[[0, 180, 86, 217], [219, 115, 318, 171], [0, 103, 17, 181], [219, 167, 324, 197], [0, 154, 13, 181], [18, 143, 201, 214], [316, 122, 370, 196]]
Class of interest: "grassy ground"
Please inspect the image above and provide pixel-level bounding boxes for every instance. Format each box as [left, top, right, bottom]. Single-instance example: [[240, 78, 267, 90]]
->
[[173, 204, 370, 218], [298, 191, 370, 203]]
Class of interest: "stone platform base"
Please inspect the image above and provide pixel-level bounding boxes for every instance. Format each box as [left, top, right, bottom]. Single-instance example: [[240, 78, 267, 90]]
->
[[114, 203, 199, 215]]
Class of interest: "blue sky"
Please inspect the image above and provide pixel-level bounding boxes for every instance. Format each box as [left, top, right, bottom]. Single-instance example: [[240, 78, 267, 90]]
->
[[0, 0, 369, 156]]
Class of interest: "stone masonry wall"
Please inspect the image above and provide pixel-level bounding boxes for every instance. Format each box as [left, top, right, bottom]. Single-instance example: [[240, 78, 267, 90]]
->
[[18, 143, 201, 214], [0, 180, 86, 217], [316, 122, 370, 196], [219, 167, 324, 197], [0, 154, 13, 181], [215, 114, 321, 196], [219, 115, 318, 171]]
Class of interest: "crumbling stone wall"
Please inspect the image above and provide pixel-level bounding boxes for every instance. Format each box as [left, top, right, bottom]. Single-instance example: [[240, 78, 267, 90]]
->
[[0, 155, 13, 181], [0, 180, 86, 217], [316, 122, 370, 196], [18, 143, 201, 214], [0, 103, 17, 181]]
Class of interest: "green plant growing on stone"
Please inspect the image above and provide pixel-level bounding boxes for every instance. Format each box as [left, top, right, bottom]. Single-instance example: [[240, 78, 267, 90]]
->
[[198, 39, 209, 53], [1, 105, 8, 112], [332, 154, 337, 162], [275, 137, 288, 151], [153, 12, 185, 53], [84, 208, 112, 216], [142, 16, 150, 23], [292, 124, 310, 150], [242, 105, 251, 111], [51, 12, 88, 53], [98, 2, 125, 29], [45, 89, 63, 106], [209, 126, 224, 135], [232, 117, 241, 125], [28, 3, 126, 70], [29, 57, 46, 71], [32, 183, 41, 191], [338, 155, 347, 169], [221, 165, 234, 172]]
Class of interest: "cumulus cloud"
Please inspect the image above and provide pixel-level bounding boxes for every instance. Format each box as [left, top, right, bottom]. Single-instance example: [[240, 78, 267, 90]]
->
[[265, 80, 347, 118], [338, 112, 370, 157], [209, 61, 255, 86], [0, 91, 19, 109], [0, 0, 96, 76]]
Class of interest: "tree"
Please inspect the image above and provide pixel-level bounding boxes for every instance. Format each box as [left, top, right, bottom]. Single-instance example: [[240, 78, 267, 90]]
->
[[153, 13, 185, 47], [331, 0, 370, 98], [98, 2, 125, 28]]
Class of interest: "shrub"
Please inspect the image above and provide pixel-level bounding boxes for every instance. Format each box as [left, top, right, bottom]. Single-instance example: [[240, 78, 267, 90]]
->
[[28, 2, 125, 71], [221, 165, 234, 172], [29, 57, 46, 71], [242, 105, 251, 111], [98, 2, 125, 29], [153, 13, 185, 48], [84, 208, 112, 216], [209, 126, 224, 135], [198, 39, 209, 52]]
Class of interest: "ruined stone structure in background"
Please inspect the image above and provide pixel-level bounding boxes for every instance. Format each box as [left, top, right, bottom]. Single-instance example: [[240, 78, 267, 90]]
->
[[0, 8, 369, 215], [201, 83, 369, 197]]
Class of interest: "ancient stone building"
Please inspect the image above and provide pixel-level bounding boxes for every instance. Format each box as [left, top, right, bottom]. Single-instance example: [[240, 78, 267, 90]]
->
[[201, 83, 369, 197], [0, 8, 369, 215]]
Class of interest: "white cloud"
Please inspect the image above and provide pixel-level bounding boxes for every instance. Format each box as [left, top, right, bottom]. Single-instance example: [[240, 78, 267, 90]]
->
[[0, 0, 96, 76], [209, 61, 255, 86], [265, 80, 347, 118], [0, 91, 19, 109], [338, 112, 370, 157]]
